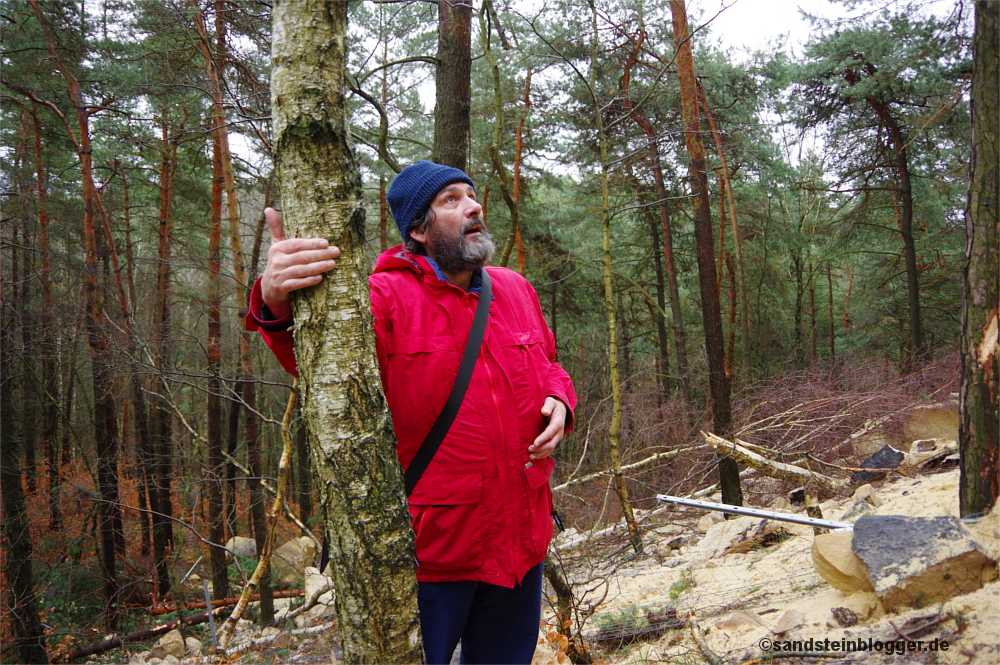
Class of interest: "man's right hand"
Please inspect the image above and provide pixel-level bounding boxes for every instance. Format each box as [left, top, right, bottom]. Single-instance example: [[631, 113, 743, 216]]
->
[[260, 207, 340, 320]]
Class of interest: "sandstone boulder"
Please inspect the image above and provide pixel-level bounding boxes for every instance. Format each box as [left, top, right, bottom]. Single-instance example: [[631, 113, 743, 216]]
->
[[769, 496, 793, 512], [225, 536, 257, 559], [852, 515, 999, 611], [184, 636, 202, 657], [851, 484, 882, 507], [260, 626, 296, 650], [904, 438, 958, 468], [772, 609, 806, 635], [696, 512, 723, 533], [811, 530, 874, 595], [303, 566, 332, 601], [273, 536, 318, 579], [654, 537, 685, 560], [696, 517, 789, 559], [902, 400, 958, 443], [148, 629, 186, 660], [841, 499, 875, 523]]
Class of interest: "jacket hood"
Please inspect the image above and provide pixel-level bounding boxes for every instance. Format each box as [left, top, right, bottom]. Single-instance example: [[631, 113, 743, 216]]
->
[[374, 245, 433, 276]]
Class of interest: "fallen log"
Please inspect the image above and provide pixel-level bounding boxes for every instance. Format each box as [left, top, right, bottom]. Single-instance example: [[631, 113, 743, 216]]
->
[[146, 589, 304, 615], [702, 431, 846, 493], [49, 606, 228, 663], [553, 448, 695, 493]]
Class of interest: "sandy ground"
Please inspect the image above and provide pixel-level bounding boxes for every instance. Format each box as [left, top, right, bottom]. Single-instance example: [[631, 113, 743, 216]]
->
[[532, 467, 1000, 665]]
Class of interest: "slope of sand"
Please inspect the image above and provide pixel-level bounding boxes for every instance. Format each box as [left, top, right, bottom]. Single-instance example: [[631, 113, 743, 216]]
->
[[535, 468, 1000, 665]]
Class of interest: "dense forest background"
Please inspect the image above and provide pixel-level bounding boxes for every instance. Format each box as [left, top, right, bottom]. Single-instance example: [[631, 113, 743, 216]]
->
[[0, 0, 986, 661]]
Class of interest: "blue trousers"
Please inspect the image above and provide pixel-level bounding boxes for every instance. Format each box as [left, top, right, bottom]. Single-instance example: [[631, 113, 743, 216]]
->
[[418, 562, 544, 665]]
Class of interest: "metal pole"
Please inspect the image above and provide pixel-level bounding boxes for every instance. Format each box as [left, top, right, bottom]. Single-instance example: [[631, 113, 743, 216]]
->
[[656, 494, 852, 530], [203, 578, 218, 647]]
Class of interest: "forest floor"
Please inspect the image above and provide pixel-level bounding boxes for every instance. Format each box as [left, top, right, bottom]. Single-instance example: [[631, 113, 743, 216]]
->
[[97, 462, 998, 665]]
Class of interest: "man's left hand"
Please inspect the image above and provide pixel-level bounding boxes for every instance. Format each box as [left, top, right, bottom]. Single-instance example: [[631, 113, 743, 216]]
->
[[529, 397, 568, 460]]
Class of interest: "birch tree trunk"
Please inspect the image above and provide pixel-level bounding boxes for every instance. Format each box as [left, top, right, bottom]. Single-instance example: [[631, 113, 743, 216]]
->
[[270, 2, 422, 662]]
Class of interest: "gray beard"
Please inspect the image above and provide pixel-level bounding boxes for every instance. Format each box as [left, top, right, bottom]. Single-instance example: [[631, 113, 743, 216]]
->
[[428, 217, 495, 274]]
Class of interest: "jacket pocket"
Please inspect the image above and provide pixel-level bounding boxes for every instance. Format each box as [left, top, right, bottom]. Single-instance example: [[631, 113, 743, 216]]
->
[[408, 472, 486, 572], [523, 457, 555, 557], [496, 329, 547, 412]]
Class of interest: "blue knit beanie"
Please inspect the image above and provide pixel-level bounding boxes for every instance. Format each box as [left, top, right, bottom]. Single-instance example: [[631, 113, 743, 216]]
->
[[387, 160, 475, 240]]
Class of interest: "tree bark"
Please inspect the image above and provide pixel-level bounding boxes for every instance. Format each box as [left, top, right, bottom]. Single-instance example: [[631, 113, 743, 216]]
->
[[622, 30, 690, 398], [207, 128, 229, 601], [698, 79, 749, 369], [151, 115, 178, 599], [669, 0, 743, 507], [587, 4, 642, 554], [622, 34, 677, 400], [1, 255, 49, 665], [959, 0, 999, 519], [270, 2, 423, 662], [30, 105, 63, 532], [480, 7, 522, 270], [866, 97, 926, 365], [433, 0, 472, 170]]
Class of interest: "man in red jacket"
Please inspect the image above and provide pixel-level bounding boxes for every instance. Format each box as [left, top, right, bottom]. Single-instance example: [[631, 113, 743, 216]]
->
[[247, 160, 576, 665]]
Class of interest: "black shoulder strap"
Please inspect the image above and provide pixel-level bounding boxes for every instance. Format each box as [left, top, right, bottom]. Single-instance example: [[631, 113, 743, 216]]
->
[[404, 269, 493, 496]]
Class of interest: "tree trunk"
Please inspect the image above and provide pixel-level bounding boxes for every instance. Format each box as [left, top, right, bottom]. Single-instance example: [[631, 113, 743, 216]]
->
[[207, 129, 229, 601], [246, 376, 274, 623], [2, 234, 50, 665], [589, 4, 642, 554], [480, 8, 522, 270], [959, 0, 999, 519], [30, 105, 63, 531], [791, 247, 805, 368], [621, 35, 681, 400], [623, 35, 691, 396], [270, 2, 423, 662], [644, 192, 671, 399], [152, 112, 180, 599], [379, 176, 388, 253], [698, 80, 750, 369], [867, 97, 926, 365], [18, 214, 39, 497], [116, 162, 154, 555], [669, 0, 742, 507], [433, 0, 472, 170], [827, 262, 836, 365]]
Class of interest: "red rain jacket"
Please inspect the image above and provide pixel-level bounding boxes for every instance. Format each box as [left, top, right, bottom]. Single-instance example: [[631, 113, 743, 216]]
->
[[246, 247, 576, 587]]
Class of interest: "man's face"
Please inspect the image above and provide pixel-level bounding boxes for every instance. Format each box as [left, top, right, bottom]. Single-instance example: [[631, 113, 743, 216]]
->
[[412, 183, 495, 274]]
